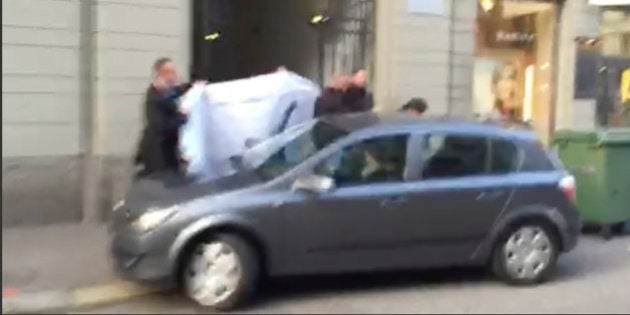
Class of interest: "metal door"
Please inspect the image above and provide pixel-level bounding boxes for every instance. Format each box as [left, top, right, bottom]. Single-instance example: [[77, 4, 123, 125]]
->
[[317, 0, 375, 85]]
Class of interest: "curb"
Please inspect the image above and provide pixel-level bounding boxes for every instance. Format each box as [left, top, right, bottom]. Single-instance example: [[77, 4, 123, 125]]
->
[[2, 281, 160, 314]]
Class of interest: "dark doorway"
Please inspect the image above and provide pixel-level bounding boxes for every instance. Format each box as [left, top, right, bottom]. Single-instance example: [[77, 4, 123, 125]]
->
[[191, 0, 375, 85]]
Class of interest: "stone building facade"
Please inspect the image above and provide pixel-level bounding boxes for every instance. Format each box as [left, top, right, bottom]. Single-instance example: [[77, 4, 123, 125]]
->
[[2, 0, 621, 225]]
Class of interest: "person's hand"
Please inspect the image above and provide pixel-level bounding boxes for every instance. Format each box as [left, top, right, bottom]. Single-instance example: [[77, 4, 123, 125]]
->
[[351, 69, 367, 88], [326, 75, 340, 90], [327, 74, 351, 91]]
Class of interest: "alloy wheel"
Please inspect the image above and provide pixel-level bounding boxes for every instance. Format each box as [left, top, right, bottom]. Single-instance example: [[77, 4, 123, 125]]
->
[[185, 241, 243, 307], [503, 226, 554, 280]]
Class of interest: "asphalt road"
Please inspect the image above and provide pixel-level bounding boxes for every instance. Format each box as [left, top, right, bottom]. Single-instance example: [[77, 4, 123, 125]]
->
[[79, 234, 630, 314]]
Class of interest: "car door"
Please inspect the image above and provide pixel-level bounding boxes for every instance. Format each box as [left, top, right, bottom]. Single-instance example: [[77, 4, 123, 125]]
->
[[390, 132, 518, 266], [281, 132, 417, 274]]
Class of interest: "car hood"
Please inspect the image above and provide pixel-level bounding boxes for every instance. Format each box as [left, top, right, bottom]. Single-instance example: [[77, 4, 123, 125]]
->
[[121, 170, 263, 218]]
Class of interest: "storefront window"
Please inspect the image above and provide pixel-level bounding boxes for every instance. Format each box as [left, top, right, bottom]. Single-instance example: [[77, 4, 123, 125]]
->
[[601, 7, 630, 57], [473, 0, 559, 141], [597, 7, 630, 126]]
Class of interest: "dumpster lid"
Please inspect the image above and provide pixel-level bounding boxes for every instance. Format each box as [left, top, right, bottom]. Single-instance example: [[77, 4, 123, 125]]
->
[[553, 128, 630, 145], [553, 130, 598, 143], [598, 128, 630, 145]]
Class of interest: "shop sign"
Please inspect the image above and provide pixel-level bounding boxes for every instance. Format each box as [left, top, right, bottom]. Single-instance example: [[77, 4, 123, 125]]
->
[[480, 14, 537, 49], [495, 30, 535, 44]]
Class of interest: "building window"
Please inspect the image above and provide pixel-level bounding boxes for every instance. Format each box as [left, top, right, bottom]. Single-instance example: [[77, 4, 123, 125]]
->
[[596, 7, 630, 127], [600, 7, 630, 58]]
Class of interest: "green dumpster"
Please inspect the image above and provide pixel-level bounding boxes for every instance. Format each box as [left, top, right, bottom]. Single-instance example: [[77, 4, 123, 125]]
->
[[553, 129, 630, 237]]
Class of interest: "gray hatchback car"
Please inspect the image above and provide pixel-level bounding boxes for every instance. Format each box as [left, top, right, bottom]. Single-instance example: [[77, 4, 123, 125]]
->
[[111, 112, 581, 310]]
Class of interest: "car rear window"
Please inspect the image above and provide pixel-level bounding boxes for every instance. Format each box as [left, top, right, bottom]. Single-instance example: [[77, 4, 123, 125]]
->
[[420, 134, 488, 179], [519, 141, 558, 172], [417, 134, 555, 179]]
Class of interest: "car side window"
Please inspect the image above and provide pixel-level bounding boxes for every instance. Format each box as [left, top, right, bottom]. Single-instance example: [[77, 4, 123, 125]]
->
[[315, 135, 409, 187], [420, 134, 488, 179], [490, 138, 520, 174]]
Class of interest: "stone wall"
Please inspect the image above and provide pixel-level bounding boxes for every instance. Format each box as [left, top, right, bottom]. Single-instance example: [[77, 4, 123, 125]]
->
[[2, 0, 190, 226], [2, 0, 82, 157], [2, 156, 83, 227], [95, 0, 190, 156], [373, 0, 476, 116], [2, 0, 83, 227]]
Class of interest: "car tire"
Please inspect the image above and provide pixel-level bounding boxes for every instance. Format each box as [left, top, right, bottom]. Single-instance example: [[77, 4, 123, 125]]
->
[[611, 222, 627, 235], [491, 222, 560, 285], [183, 233, 259, 311]]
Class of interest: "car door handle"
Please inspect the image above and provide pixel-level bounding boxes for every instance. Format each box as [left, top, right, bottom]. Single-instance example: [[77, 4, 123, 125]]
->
[[476, 190, 505, 201], [381, 196, 408, 207]]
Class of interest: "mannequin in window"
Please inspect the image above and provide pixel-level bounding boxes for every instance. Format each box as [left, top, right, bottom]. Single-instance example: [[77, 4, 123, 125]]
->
[[490, 61, 521, 121]]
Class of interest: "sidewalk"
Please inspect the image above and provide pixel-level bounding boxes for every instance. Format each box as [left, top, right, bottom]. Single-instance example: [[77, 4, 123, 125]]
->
[[2, 224, 115, 293], [2, 224, 159, 313]]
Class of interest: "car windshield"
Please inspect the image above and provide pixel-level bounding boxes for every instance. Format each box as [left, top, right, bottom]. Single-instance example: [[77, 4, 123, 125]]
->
[[241, 119, 348, 181]]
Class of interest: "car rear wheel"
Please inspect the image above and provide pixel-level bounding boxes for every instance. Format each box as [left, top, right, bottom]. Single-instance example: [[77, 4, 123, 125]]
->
[[184, 234, 259, 311], [492, 224, 559, 285]]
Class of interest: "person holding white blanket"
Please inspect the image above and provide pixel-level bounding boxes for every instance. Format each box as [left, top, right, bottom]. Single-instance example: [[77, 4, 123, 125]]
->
[[135, 58, 195, 178], [314, 69, 374, 117], [179, 70, 321, 182]]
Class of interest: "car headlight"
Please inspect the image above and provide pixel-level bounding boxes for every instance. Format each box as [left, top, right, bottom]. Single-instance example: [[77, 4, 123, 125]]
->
[[132, 206, 179, 232]]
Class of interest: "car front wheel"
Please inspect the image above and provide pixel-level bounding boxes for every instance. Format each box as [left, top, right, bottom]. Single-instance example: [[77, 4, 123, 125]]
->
[[492, 224, 560, 285], [184, 234, 259, 311]]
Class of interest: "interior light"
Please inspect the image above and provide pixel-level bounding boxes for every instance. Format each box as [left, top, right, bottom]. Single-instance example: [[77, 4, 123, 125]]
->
[[311, 15, 324, 24], [309, 13, 331, 25], [523, 65, 534, 122], [204, 32, 221, 41]]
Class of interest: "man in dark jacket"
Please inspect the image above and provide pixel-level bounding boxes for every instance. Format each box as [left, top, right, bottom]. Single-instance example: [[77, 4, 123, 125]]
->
[[135, 58, 193, 177], [314, 69, 374, 117]]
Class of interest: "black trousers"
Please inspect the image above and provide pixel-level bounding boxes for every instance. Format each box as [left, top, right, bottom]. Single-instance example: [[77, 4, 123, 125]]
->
[[135, 131, 181, 179]]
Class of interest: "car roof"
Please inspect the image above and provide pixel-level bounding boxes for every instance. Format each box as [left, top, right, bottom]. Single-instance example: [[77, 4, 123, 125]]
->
[[319, 112, 538, 141]]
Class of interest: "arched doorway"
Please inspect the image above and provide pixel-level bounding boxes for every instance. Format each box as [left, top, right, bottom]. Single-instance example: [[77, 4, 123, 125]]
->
[[191, 0, 375, 85]]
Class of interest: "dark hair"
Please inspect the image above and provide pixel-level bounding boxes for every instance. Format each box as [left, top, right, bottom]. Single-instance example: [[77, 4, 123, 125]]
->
[[401, 98, 428, 113], [152, 57, 172, 73]]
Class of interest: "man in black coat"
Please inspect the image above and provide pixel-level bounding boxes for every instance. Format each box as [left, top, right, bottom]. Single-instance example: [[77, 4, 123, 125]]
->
[[135, 58, 193, 177]]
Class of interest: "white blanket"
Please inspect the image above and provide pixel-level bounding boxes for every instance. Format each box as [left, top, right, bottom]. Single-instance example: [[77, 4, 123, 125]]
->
[[179, 71, 320, 182]]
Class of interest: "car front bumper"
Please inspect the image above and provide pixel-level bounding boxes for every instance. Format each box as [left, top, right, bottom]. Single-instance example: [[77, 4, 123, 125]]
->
[[110, 227, 177, 288]]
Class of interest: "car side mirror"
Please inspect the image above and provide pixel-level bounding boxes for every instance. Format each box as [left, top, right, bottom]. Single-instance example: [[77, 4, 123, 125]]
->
[[292, 175, 335, 193]]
